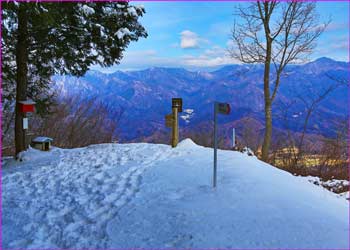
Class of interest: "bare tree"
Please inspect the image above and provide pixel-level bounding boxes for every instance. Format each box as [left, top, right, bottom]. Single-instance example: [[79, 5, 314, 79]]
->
[[229, 1, 329, 161], [30, 96, 124, 149], [240, 117, 262, 154], [272, 75, 347, 175], [318, 118, 349, 181]]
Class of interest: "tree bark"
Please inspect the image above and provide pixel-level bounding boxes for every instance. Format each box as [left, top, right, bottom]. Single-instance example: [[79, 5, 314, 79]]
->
[[261, 37, 272, 162], [262, 99, 272, 161], [15, 5, 29, 157]]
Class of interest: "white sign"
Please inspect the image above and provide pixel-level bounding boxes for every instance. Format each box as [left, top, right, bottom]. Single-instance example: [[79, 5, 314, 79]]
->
[[232, 128, 236, 147], [23, 118, 28, 130]]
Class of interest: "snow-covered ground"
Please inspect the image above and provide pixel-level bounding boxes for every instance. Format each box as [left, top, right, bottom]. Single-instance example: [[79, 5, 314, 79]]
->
[[300, 175, 349, 194], [2, 139, 349, 248]]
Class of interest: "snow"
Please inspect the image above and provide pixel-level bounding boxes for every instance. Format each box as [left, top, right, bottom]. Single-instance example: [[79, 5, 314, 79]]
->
[[176, 138, 198, 149], [184, 108, 194, 114], [180, 109, 194, 123], [338, 191, 350, 200], [116, 28, 131, 40], [135, 5, 145, 11], [81, 5, 95, 15], [240, 146, 255, 156], [324, 178, 349, 187], [180, 114, 191, 123], [2, 140, 348, 248], [32, 136, 53, 143], [301, 175, 349, 193], [18, 100, 35, 105], [16, 146, 54, 162], [127, 6, 138, 17], [40, 6, 48, 13]]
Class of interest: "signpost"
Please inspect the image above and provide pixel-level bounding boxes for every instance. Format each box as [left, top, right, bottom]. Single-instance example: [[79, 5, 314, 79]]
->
[[213, 102, 231, 188], [165, 98, 182, 147], [172, 106, 179, 147], [172, 98, 182, 147]]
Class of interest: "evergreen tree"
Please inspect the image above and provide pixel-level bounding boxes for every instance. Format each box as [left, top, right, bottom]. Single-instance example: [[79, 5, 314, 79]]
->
[[1, 1, 147, 156]]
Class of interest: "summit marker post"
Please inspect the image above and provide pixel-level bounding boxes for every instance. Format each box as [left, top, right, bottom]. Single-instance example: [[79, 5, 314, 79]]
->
[[164, 98, 182, 147]]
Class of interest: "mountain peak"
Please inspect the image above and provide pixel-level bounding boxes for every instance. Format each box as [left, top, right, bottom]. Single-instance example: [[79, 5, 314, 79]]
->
[[313, 57, 336, 63]]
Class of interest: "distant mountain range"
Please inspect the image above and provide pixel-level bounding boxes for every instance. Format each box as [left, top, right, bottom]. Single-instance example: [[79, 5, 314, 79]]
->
[[52, 57, 349, 145]]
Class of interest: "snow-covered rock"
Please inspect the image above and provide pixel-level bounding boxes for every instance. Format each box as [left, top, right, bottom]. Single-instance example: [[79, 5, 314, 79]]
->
[[240, 146, 255, 156], [302, 175, 349, 193], [180, 108, 194, 123], [2, 140, 348, 248]]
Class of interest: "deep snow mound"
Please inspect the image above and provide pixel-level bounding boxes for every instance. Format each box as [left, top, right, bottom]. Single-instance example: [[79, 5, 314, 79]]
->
[[176, 138, 200, 149], [17, 146, 58, 162]]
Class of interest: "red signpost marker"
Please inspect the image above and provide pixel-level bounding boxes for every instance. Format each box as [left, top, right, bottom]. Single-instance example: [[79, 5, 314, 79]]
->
[[19, 100, 36, 113], [18, 100, 36, 150]]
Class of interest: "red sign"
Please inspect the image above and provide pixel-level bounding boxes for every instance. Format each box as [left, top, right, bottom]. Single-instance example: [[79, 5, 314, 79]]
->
[[19, 100, 35, 113]]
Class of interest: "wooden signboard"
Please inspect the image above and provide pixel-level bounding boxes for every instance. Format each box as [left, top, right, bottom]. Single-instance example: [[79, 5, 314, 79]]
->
[[172, 98, 183, 112], [165, 114, 173, 128], [216, 102, 231, 115]]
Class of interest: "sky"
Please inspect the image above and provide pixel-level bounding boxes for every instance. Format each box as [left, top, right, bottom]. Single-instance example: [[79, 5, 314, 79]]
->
[[92, 1, 349, 72]]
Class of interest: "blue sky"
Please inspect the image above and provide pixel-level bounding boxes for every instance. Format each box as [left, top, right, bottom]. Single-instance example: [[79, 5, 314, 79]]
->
[[93, 1, 349, 72]]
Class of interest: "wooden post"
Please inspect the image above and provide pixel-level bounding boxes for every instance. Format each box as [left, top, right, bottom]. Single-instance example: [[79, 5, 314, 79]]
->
[[172, 107, 179, 147]]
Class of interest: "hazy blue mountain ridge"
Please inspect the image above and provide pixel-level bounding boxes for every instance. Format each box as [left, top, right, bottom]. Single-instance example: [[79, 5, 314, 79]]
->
[[52, 57, 348, 143]]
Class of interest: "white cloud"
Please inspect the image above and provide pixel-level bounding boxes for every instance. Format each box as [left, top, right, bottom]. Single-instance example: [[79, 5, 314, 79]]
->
[[325, 22, 348, 32], [179, 30, 210, 49], [182, 46, 241, 67], [226, 40, 235, 47], [91, 45, 242, 72], [180, 30, 200, 49], [125, 50, 157, 57]]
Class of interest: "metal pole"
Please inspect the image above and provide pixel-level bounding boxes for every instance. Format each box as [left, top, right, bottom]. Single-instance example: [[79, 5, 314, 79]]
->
[[213, 102, 218, 188], [172, 107, 179, 147], [232, 128, 236, 148]]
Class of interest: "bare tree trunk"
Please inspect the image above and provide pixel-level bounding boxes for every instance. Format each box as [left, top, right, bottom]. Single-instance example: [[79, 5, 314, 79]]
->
[[262, 100, 272, 161], [15, 5, 28, 157], [261, 36, 272, 162]]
